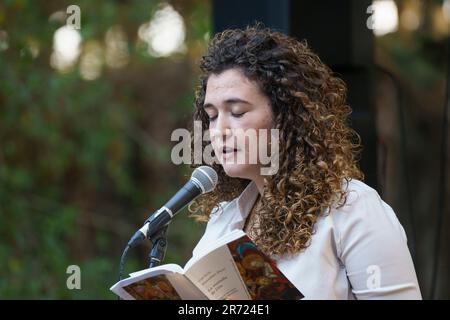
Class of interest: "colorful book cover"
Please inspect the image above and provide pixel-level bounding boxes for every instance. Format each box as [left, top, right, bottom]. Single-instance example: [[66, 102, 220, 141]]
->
[[227, 235, 304, 300], [123, 274, 182, 300]]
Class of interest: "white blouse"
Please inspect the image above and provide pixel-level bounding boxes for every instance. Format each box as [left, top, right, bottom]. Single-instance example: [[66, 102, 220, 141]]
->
[[187, 179, 422, 300]]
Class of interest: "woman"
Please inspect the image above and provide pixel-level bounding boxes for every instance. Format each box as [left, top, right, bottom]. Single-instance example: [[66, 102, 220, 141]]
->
[[187, 25, 421, 299]]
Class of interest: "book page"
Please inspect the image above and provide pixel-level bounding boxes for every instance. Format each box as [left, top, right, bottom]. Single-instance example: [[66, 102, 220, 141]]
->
[[184, 244, 252, 300], [166, 273, 208, 300], [110, 264, 206, 300], [184, 229, 246, 271], [128, 264, 183, 277], [185, 231, 304, 300]]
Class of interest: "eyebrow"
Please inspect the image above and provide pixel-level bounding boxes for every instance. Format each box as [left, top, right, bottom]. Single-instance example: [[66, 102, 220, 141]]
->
[[203, 98, 252, 109]]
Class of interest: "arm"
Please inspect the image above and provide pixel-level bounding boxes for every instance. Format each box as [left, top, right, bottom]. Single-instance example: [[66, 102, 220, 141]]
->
[[333, 183, 422, 299]]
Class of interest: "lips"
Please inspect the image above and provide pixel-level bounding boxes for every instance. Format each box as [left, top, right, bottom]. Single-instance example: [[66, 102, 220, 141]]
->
[[222, 146, 238, 154]]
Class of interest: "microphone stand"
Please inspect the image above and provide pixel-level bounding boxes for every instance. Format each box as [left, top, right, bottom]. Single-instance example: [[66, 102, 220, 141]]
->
[[147, 224, 169, 268], [117, 223, 168, 300]]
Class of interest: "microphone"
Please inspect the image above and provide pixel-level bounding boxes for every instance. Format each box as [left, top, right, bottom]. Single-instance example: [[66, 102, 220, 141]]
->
[[127, 166, 218, 248]]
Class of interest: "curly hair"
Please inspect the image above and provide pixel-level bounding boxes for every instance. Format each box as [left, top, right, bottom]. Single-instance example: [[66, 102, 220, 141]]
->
[[188, 25, 364, 256]]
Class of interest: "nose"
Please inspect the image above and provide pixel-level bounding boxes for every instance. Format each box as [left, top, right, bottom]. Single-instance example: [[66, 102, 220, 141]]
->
[[212, 112, 232, 142]]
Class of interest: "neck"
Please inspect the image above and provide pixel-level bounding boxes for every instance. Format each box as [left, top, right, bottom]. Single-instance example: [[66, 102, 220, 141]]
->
[[251, 175, 266, 195]]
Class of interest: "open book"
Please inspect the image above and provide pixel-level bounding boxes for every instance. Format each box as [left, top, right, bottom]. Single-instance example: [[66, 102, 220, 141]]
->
[[110, 230, 304, 300]]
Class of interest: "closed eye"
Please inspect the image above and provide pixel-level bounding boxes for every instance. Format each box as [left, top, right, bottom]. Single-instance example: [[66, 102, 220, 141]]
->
[[208, 112, 246, 121], [232, 112, 246, 118]]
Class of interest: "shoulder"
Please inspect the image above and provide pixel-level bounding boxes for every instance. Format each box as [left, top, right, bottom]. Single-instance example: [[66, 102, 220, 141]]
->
[[338, 178, 381, 208], [190, 200, 235, 258], [331, 178, 400, 224], [203, 197, 242, 232], [329, 178, 408, 258], [208, 200, 234, 222]]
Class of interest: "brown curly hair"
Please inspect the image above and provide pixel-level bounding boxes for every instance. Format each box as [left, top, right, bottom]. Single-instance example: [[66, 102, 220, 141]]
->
[[188, 25, 364, 256]]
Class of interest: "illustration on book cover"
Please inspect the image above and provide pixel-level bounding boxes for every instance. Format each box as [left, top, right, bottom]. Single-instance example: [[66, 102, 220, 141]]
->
[[227, 235, 303, 300]]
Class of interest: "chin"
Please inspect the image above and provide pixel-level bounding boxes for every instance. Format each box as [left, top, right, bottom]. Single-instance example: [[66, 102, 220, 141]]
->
[[221, 163, 249, 179], [221, 163, 256, 181]]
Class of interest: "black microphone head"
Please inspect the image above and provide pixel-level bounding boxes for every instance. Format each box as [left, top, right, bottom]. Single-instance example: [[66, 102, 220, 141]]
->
[[191, 166, 218, 194]]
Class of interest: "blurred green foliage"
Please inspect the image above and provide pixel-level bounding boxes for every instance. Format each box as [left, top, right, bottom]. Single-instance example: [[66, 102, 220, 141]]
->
[[0, 0, 211, 298]]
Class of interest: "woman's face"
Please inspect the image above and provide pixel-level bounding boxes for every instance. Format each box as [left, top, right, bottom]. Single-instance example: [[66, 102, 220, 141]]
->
[[203, 68, 274, 181]]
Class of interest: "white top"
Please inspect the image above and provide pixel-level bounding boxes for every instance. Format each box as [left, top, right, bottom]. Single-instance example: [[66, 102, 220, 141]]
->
[[187, 179, 422, 300]]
